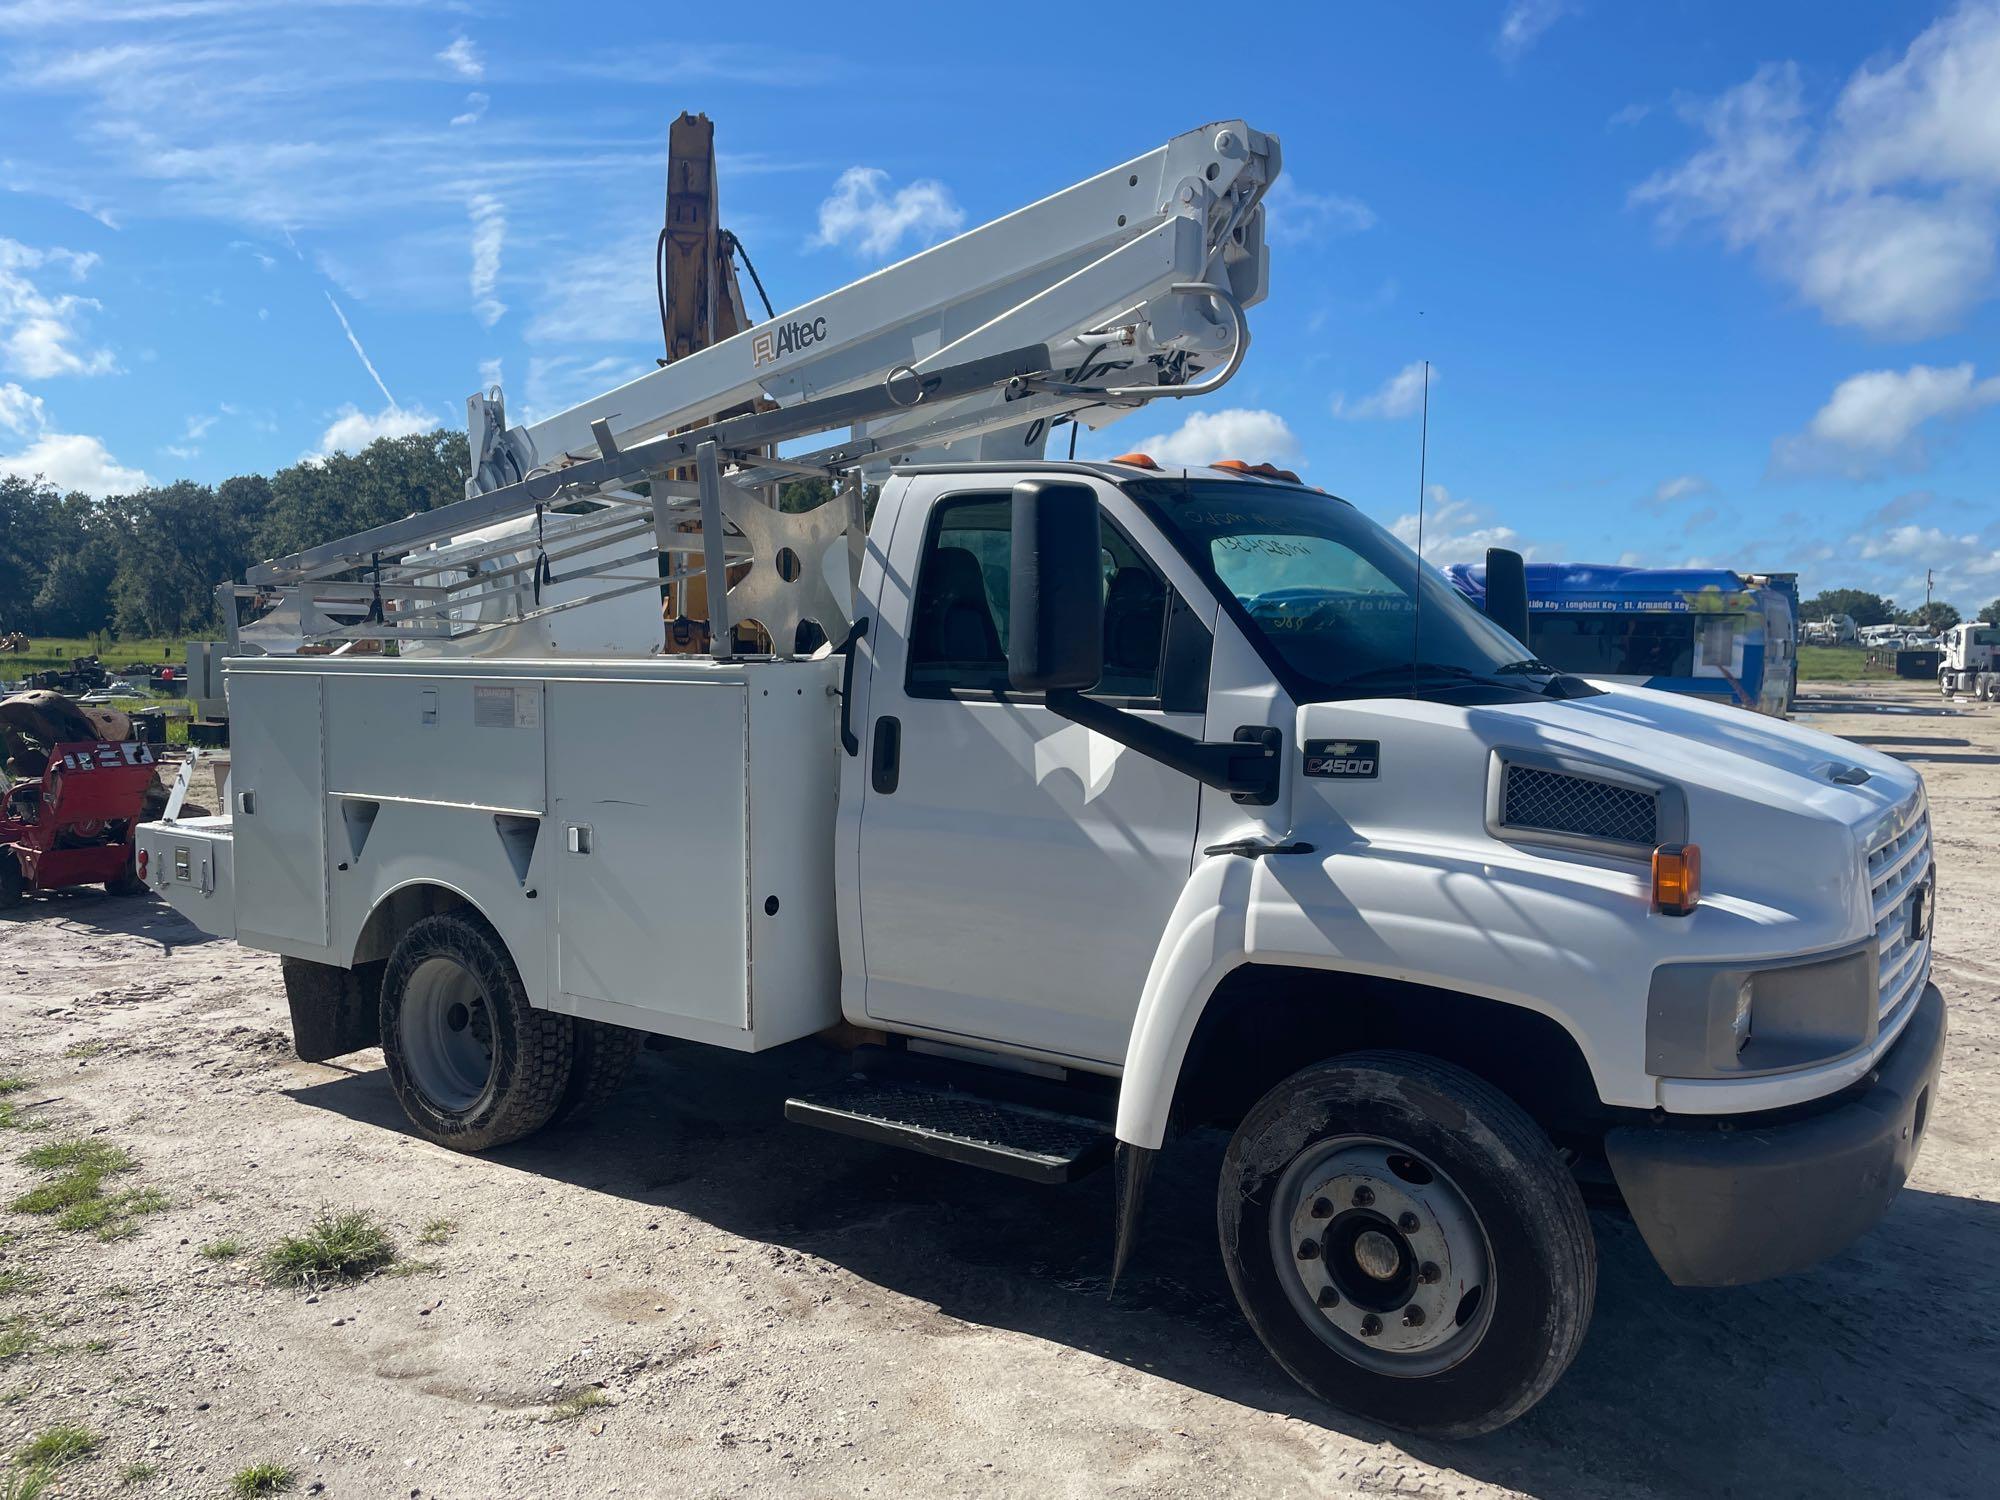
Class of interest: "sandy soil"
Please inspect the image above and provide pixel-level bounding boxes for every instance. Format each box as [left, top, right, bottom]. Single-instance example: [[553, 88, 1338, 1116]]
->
[[1, 678, 1996, 1499]]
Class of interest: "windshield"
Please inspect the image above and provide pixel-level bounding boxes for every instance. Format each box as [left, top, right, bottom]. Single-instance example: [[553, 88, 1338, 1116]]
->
[[1130, 480, 1548, 702]]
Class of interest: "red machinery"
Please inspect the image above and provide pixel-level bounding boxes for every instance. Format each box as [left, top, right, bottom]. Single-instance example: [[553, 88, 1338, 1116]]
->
[[0, 741, 156, 909]]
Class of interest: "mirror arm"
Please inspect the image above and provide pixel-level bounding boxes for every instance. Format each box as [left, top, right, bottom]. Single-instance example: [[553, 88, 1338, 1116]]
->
[[1046, 690, 1279, 801]]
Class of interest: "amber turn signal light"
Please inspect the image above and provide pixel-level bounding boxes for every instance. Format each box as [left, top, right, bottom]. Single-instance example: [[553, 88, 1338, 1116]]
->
[[1110, 452, 1160, 470], [1652, 843, 1701, 916]]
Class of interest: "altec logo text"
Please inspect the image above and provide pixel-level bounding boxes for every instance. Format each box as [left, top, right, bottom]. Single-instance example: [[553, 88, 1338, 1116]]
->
[[752, 316, 828, 367]]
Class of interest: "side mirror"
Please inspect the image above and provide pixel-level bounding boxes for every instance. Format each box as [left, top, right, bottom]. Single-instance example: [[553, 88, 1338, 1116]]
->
[[1484, 546, 1530, 646], [1008, 479, 1103, 693]]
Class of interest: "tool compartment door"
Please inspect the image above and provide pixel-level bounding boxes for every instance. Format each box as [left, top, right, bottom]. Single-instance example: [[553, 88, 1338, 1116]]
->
[[230, 671, 329, 947], [549, 680, 749, 1032]]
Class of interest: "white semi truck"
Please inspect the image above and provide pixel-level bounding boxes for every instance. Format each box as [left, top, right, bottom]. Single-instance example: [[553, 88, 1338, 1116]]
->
[[1937, 620, 2000, 699], [139, 121, 1944, 1438]]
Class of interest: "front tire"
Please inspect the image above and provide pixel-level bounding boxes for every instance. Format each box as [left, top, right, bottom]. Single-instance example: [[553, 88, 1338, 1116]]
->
[[379, 912, 573, 1152], [1218, 1050, 1595, 1438]]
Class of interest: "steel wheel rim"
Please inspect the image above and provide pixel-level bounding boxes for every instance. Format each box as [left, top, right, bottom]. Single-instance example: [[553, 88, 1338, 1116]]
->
[[399, 955, 497, 1113], [1267, 1134, 1496, 1378]]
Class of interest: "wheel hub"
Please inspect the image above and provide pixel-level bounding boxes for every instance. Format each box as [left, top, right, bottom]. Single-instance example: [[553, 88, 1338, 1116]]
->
[[399, 956, 498, 1113], [1270, 1137, 1494, 1376]]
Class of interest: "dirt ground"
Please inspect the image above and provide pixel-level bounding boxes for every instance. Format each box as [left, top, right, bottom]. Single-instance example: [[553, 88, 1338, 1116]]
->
[[1, 677, 1995, 1499]]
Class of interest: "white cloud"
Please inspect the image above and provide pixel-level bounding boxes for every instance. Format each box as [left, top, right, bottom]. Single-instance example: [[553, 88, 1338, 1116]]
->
[[1607, 102, 1652, 130], [1112, 407, 1298, 468], [469, 193, 506, 327], [309, 402, 439, 459], [450, 91, 489, 127], [521, 353, 653, 425], [1496, 0, 1577, 61], [1333, 361, 1433, 420], [1636, 7, 2000, 339], [809, 167, 964, 260], [1262, 178, 1375, 245], [478, 357, 503, 393], [0, 380, 149, 493], [1390, 484, 1526, 562], [1640, 473, 1713, 513], [1857, 523, 1979, 561], [323, 292, 398, 408], [0, 237, 116, 379], [1776, 362, 2000, 472], [436, 35, 483, 81]]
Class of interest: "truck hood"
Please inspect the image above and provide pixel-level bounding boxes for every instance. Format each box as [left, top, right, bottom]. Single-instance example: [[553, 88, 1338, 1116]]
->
[[1291, 682, 1923, 933]]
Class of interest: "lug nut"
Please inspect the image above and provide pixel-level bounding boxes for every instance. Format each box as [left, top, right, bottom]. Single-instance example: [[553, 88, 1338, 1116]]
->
[[1316, 1286, 1339, 1309], [1398, 1211, 1420, 1233], [1417, 1261, 1441, 1286], [1401, 1304, 1426, 1327], [1310, 1197, 1333, 1219], [1359, 1314, 1382, 1337], [1352, 1186, 1375, 1208], [1297, 1240, 1320, 1261]]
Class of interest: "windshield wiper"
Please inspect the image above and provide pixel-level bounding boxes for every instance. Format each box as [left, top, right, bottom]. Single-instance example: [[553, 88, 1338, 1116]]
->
[[1494, 658, 1558, 675]]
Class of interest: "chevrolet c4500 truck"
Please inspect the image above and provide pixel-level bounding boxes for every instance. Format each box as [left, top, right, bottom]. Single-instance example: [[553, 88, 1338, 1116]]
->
[[139, 121, 1943, 1437]]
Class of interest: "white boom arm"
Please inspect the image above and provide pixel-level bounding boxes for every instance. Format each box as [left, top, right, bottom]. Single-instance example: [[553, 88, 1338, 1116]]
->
[[229, 120, 1279, 658]]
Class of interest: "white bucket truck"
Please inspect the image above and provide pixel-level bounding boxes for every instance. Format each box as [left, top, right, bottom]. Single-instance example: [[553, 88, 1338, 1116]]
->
[[140, 121, 1943, 1438]]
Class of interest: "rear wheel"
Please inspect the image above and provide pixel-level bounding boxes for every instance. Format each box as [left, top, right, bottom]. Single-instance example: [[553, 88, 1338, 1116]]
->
[[0, 852, 21, 910], [379, 912, 573, 1152], [1218, 1050, 1595, 1438], [551, 1018, 644, 1126]]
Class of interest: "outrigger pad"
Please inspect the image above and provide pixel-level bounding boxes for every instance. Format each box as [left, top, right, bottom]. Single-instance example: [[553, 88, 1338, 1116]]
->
[[281, 957, 385, 1062]]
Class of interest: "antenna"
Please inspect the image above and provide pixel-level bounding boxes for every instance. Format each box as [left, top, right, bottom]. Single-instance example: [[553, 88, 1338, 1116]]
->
[[1409, 359, 1431, 695]]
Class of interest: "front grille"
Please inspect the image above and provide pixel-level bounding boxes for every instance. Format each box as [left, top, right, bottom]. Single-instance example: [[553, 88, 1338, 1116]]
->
[[1868, 800, 1932, 1021], [1500, 764, 1659, 846]]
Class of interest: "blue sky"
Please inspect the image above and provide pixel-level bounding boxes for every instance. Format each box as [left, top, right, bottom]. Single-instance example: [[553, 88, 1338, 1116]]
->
[[2, 0, 1998, 612]]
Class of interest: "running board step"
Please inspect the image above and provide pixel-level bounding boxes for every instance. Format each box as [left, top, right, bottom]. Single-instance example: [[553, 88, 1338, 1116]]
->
[[784, 1078, 1113, 1184]]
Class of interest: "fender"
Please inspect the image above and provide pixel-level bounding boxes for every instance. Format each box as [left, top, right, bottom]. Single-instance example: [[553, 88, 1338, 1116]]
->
[[1113, 846, 1650, 1150]]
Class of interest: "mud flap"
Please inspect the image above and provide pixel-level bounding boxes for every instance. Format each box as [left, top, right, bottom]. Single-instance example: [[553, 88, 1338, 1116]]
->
[[281, 957, 385, 1062], [1110, 1141, 1156, 1295]]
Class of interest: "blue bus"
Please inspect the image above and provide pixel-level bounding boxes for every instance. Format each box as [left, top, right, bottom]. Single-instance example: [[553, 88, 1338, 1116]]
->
[[1445, 562, 1797, 717]]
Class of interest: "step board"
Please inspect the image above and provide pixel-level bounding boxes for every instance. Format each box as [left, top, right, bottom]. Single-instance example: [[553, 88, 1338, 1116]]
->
[[785, 1077, 1113, 1184]]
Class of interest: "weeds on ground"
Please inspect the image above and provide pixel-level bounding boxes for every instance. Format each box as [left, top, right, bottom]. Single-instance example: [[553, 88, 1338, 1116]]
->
[[0, 1319, 32, 1362], [0, 1080, 26, 1097], [59, 1043, 103, 1062], [2, 1465, 52, 1500], [416, 1217, 456, 1246], [12, 1138, 165, 1240], [262, 1211, 395, 1289], [0, 1271, 35, 1298], [15, 1424, 95, 1469], [545, 1386, 609, 1422], [199, 1238, 244, 1262], [229, 1461, 295, 1496], [119, 1462, 156, 1486], [0, 1081, 42, 1135]]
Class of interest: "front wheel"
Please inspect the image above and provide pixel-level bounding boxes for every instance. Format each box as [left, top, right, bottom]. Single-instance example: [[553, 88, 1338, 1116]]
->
[[379, 912, 574, 1152], [1218, 1051, 1595, 1438]]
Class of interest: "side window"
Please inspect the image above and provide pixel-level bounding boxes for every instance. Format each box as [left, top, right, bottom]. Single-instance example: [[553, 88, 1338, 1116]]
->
[[906, 492, 1174, 700]]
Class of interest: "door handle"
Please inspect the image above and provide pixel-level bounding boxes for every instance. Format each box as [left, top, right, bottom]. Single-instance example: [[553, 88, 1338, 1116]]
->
[[871, 717, 901, 795], [837, 617, 869, 756], [235, 789, 256, 815], [566, 823, 593, 855]]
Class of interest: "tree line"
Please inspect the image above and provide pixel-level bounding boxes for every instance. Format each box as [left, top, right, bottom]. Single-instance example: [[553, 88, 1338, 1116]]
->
[[1802, 588, 2000, 633], [0, 434, 858, 647], [0, 431, 472, 643]]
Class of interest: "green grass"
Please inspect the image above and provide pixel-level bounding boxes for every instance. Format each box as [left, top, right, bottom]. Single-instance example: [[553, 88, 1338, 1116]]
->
[[3, 1466, 53, 1500], [416, 1217, 456, 1247], [228, 1462, 295, 1497], [262, 1211, 396, 1289], [0, 637, 186, 677], [59, 1042, 104, 1062], [0, 1080, 26, 1097], [1797, 644, 1901, 682], [545, 1385, 609, 1422], [15, 1425, 95, 1469], [0, 1272, 36, 1299], [0, 1319, 32, 1361], [199, 1238, 245, 1262], [12, 1138, 163, 1240], [119, 1462, 157, 1486]]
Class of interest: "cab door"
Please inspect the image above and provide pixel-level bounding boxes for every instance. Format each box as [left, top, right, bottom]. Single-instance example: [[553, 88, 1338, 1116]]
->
[[850, 475, 1215, 1065]]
